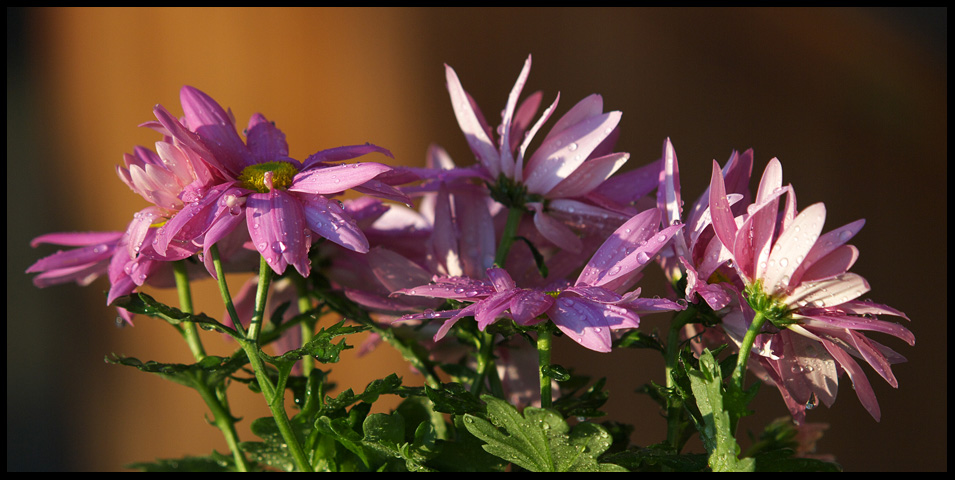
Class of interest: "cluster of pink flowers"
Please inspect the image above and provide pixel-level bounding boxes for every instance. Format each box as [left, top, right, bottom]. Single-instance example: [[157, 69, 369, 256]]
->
[[27, 54, 911, 423]]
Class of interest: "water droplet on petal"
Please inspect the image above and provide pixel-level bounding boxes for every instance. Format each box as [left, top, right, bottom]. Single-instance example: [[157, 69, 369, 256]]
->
[[636, 251, 651, 264], [568, 142, 578, 151]]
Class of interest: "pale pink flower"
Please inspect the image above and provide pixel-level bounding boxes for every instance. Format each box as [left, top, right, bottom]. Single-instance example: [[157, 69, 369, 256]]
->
[[707, 158, 914, 422], [445, 54, 631, 252]]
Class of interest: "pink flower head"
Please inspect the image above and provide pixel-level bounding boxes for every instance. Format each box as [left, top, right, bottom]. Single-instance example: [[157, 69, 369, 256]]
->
[[656, 137, 754, 310], [445, 55, 631, 252], [707, 157, 914, 422], [548, 207, 686, 352], [151, 86, 406, 277]]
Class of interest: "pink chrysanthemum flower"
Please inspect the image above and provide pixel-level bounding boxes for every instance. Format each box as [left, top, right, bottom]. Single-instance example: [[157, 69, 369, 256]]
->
[[656, 137, 754, 310], [707, 157, 914, 422], [151, 86, 404, 277], [396, 208, 684, 353], [446, 54, 631, 252]]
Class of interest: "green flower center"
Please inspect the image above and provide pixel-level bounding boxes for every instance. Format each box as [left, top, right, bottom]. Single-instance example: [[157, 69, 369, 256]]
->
[[744, 280, 798, 328], [237, 161, 299, 193]]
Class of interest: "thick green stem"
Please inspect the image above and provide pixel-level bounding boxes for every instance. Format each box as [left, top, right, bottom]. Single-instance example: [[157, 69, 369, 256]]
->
[[471, 331, 496, 396], [537, 326, 553, 409], [732, 310, 768, 391], [172, 259, 250, 472], [246, 256, 273, 342]]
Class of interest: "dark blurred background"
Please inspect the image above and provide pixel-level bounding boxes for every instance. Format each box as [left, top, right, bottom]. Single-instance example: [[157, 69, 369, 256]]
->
[[8, 7, 946, 471]]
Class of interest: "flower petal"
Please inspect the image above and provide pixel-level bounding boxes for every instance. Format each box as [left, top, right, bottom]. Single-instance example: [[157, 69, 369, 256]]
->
[[289, 162, 393, 195], [763, 202, 827, 294], [787, 272, 870, 309], [445, 63, 500, 177], [523, 111, 622, 195], [300, 193, 369, 253], [545, 152, 630, 199]]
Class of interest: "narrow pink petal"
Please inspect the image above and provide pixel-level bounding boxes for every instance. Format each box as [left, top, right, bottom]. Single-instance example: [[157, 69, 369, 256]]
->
[[179, 86, 251, 173], [497, 55, 532, 179], [289, 162, 392, 195], [445, 64, 500, 177], [515, 93, 560, 183], [548, 296, 613, 353], [823, 341, 881, 421], [790, 219, 865, 287], [778, 329, 839, 408], [543, 93, 604, 141], [153, 183, 233, 256], [795, 244, 858, 284], [657, 138, 682, 229], [301, 143, 394, 170], [509, 90, 543, 153], [300, 194, 369, 254], [487, 267, 517, 293], [763, 202, 827, 294], [365, 247, 433, 292], [474, 290, 518, 330], [246, 113, 289, 164], [454, 189, 497, 278], [531, 205, 583, 253], [508, 289, 554, 325], [246, 192, 286, 274], [787, 272, 870, 309], [30, 231, 123, 248], [430, 186, 461, 276], [545, 152, 630, 199], [798, 313, 915, 347], [707, 160, 739, 269], [523, 111, 622, 195]]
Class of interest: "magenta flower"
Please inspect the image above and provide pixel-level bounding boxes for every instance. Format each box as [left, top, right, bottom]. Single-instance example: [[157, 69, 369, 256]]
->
[[151, 86, 404, 277], [446, 54, 630, 252], [655, 137, 754, 310], [396, 208, 684, 353], [707, 157, 914, 422], [548, 207, 685, 351]]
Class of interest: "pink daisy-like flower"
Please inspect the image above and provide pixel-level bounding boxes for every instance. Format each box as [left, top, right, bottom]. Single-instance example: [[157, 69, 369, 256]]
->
[[396, 208, 684, 353], [446, 54, 631, 252], [150, 86, 405, 277], [707, 157, 914, 422]]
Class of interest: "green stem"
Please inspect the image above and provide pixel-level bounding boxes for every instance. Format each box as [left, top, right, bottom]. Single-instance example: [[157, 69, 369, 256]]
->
[[172, 259, 250, 472], [537, 326, 553, 409], [471, 331, 495, 396], [246, 256, 273, 342], [664, 305, 697, 451], [494, 206, 525, 267], [293, 274, 316, 377], [210, 250, 310, 471], [210, 245, 246, 338], [731, 310, 768, 391], [172, 261, 206, 359]]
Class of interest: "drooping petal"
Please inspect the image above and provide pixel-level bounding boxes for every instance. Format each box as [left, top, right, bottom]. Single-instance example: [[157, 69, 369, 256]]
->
[[548, 296, 614, 353], [529, 202, 583, 253], [508, 289, 554, 326], [246, 185, 310, 276], [30, 231, 123, 249], [299, 193, 369, 253]]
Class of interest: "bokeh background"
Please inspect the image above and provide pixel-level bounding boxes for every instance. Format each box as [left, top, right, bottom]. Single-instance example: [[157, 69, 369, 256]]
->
[[7, 7, 946, 472]]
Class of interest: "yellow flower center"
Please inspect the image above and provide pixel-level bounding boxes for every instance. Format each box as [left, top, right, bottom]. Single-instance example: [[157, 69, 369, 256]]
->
[[237, 161, 299, 193]]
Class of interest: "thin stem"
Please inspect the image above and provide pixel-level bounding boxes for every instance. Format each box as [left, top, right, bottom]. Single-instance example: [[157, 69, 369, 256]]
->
[[494, 206, 525, 267], [293, 274, 316, 377], [664, 305, 697, 451], [246, 256, 273, 342], [537, 326, 553, 409], [210, 245, 246, 338], [470, 331, 495, 396], [172, 260, 206, 360], [731, 310, 768, 391], [172, 259, 250, 472]]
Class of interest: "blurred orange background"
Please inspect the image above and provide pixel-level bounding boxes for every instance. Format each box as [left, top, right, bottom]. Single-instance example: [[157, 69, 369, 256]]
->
[[8, 7, 946, 471]]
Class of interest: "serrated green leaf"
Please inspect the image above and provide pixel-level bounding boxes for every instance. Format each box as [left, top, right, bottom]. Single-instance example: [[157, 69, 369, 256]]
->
[[423, 382, 486, 416], [687, 349, 755, 472], [463, 395, 624, 472], [113, 292, 238, 337], [105, 353, 247, 389]]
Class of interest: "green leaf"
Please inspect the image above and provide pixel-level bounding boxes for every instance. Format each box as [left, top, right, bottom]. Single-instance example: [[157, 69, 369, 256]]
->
[[424, 382, 486, 416], [105, 353, 247, 390], [269, 320, 368, 366], [126, 451, 238, 472], [112, 292, 237, 337], [601, 444, 709, 472], [463, 395, 625, 472], [686, 349, 755, 472]]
